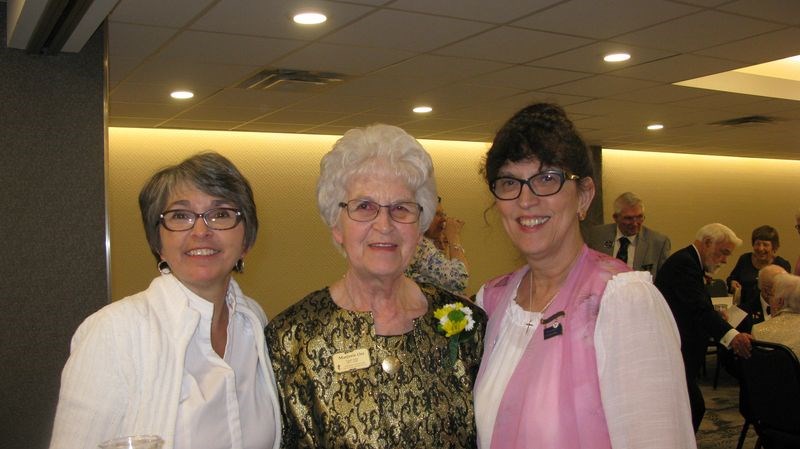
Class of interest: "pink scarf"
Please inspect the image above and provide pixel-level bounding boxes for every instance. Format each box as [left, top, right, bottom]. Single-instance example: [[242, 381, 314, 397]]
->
[[476, 246, 629, 449]]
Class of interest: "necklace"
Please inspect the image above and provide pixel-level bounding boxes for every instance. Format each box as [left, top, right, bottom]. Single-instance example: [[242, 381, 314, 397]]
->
[[372, 320, 408, 375], [342, 274, 406, 374], [520, 270, 560, 334]]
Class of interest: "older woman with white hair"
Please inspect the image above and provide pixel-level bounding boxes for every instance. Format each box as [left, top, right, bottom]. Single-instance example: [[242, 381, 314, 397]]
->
[[266, 124, 486, 448], [753, 273, 800, 356]]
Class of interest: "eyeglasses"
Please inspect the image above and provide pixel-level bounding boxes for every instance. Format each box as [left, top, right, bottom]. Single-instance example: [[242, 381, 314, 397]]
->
[[160, 207, 243, 231], [339, 200, 423, 224], [490, 170, 580, 200]]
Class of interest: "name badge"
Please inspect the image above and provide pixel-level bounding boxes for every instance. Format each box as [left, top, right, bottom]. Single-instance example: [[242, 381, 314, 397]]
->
[[333, 348, 371, 373], [542, 311, 565, 340]]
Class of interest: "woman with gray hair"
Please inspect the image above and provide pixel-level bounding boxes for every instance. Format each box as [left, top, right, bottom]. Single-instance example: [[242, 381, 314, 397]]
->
[[50, 152, 281, 449], [753, 273, 800, 356], [266, 124, 486, 448]]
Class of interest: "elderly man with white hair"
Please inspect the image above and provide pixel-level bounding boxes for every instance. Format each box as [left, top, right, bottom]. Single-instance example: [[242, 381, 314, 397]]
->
[[757, 264, 789, 319], [655, 223, 754, 432], [753, 273, 800, 356]]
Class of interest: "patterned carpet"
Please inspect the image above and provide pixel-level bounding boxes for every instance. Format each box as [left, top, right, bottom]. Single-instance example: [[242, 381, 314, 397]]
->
[[696, 353, 759, 449]]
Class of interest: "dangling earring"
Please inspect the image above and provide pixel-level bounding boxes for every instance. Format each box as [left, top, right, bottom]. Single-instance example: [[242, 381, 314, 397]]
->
[[158, 260, 171, 275], [234, 259, 244, 273]]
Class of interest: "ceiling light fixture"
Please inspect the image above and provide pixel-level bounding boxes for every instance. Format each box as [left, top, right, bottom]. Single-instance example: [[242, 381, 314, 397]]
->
[[413, 106, 432, 114], [293, 12, 327, 25], [603, 53, 631, 62], [170, 90, 194, 99], [647, 124, 664, 131]]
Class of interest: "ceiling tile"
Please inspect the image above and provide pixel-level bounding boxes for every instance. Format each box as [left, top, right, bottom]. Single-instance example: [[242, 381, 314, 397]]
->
[[109, 0, 216, 27], [512, 0, 699, 39], [154, 31, 304, 66], [372, 54, 510, 82], [108, 23, 176, 60], [614, 10, 783, 53], [529, 42, 675, 74], [272, 42, 414, 76], [321, 9, 492, 52], [388, 0, 560, 23], [434, 27, 593, 64], [610, 54, 745, 83], [191, 0, 376, 40], [719, 0, 800, 25], [125, 58, 260, 88], [173, 105, 269, 122], [468, 66, 591, 91], [694, 27, 800, 63], [542, 74, 661, 98]]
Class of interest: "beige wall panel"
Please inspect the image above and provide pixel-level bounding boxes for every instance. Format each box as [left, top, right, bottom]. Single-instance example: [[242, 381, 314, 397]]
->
[[109, 128, 520, 317], [601, 149, 800, 280]]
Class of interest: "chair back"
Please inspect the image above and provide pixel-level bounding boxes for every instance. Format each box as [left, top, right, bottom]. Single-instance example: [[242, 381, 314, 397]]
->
[[739, 341, 800, 446]]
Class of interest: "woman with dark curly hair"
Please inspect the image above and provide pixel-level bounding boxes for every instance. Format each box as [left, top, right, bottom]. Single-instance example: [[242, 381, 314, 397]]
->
[[473, 103, 695, 448]]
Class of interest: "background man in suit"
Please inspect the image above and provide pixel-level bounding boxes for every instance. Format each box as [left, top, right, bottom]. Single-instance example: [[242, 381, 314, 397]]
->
[[586, 192, 671, 279], [655, 223, 753, 432]]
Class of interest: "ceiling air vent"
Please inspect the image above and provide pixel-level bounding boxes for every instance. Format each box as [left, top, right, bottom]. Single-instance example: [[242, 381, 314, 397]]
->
[[236, 69, 346, 92], [709, 115, 777, 126]]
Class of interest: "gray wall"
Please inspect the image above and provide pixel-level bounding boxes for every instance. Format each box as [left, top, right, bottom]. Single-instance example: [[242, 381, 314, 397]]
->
[[0, 8, 107, 449]]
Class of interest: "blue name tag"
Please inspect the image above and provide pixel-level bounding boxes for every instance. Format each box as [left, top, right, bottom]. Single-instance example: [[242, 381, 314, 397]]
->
[[542, 311, 565, 340], [543, 322, 563, 339]]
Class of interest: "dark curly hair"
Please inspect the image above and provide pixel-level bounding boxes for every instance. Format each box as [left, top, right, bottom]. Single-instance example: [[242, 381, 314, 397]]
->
[[482, 103, 594, 186]]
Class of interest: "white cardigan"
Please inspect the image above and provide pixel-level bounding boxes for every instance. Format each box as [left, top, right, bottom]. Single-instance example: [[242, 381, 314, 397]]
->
[[49, 274, 282, 449]]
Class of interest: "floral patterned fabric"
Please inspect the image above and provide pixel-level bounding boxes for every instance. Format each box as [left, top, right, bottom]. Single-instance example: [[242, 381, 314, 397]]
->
[[265, 284, 486, 449], [405, 237, 468, 294]]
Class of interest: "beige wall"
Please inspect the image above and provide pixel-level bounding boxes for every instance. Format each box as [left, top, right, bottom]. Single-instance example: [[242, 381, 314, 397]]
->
[[109, 128, 520, 318], [600, 148, 800, 280], [109, 128, 800, 317]]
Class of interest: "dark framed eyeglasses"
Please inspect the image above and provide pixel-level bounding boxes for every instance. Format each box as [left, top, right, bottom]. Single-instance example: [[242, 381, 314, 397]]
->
[[490, 170, 580, 200], [338, 199, 423, 224], [159, 207, 243, 231]]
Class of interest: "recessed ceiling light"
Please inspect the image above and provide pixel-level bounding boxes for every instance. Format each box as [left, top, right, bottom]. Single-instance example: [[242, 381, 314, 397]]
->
[[413, 106, 432, 114], [604, 53, 631, 63], [647, 124, 664, 131], [170, 90, 194, 100], [293, 12, 327, 25]]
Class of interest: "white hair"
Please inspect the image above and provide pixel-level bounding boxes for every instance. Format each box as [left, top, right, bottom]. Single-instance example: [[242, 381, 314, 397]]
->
[[773, 273, 800, 313], [694, 223, 743, 247], [316, 124, 437, 249]]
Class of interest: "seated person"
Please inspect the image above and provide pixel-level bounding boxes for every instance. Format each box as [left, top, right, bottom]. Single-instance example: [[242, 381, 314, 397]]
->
[[405, 196, 469, 293], [752, 273, 800, 356], [727, 225, 791, 324]]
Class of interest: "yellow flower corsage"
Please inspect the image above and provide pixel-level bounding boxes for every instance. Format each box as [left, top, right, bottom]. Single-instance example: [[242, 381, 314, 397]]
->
[[434, 302, 476, 367]]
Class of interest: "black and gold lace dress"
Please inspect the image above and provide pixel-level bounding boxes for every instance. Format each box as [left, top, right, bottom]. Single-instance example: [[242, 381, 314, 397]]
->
[[265, 283, 486, 449]]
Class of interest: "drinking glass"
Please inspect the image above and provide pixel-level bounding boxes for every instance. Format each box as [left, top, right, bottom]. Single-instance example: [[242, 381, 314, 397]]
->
[[98, 435, 164, 449]]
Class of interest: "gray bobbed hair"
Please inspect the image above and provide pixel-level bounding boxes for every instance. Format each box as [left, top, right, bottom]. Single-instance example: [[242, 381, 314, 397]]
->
[[317, 124, 437, 247], [139, 151, 258, 262]]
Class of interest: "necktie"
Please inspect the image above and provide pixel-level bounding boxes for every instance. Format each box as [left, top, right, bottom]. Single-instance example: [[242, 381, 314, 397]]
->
[[617, 237, 630, 264]]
